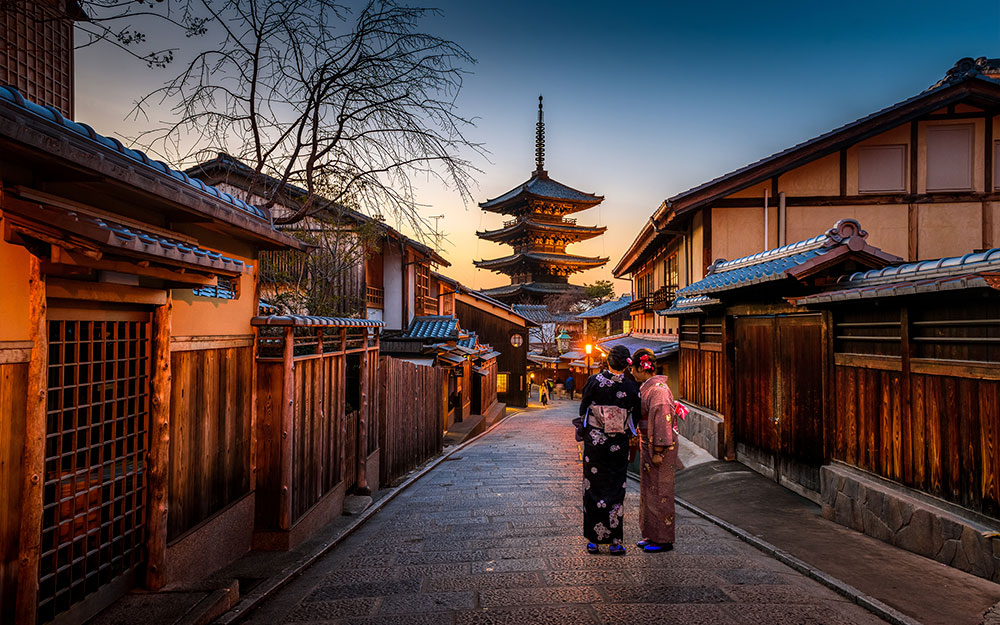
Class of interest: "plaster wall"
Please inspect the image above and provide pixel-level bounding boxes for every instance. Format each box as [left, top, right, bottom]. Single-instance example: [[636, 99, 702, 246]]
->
[[988, 201, 1000, 249], [726, 184, 770, 199], [917, 202, 982, 260], [784, 204, 908, 260], [778, 153, 840, 196], [711, 206, 767, 263], [382, 244, 403, 330], [0, 238, 31, 341], [846, 125, 911, 195]]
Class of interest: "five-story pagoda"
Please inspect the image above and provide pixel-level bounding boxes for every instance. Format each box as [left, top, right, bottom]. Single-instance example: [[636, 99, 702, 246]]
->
[[475, 97, 608, 303]]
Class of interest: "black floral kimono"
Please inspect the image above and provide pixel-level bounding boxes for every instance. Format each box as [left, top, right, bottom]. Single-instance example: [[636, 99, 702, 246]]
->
[[578, 369, 640, 545]]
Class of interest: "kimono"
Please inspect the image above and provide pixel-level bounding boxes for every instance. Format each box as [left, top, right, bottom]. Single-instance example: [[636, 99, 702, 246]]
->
[[578, 369, 640, 545], [638, 375, 680, 544]]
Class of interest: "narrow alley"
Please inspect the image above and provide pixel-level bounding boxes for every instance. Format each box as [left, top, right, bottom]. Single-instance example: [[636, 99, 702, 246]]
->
[[237, 400, 885, 625]]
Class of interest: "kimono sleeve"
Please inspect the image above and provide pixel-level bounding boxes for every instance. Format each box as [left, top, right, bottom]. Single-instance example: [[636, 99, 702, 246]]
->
[[578, 374, 598, 417], [647, 384, 677, 447]]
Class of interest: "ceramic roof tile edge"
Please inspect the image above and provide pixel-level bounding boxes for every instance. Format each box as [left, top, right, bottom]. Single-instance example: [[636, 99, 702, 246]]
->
[[662, 295, 723, 316], [837, 247, 1000, 287], [188, 153, 450, 267], [575, 294, 635, 319], [479, 172, 604, 209], [791, 274, 995, 305], [476, 219, 607, 239], [251, 315, 384, 327], [475, 251, 610, 268], [0, 86, 272, 223]]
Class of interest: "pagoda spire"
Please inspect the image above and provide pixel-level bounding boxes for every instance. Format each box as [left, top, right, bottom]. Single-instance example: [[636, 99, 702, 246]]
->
[[534, 95, 546, 176]]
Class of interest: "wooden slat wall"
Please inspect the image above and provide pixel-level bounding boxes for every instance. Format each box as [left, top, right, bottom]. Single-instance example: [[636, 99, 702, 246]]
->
[[679, 346, 724, 413], [378, 357, 444, 486], [168, 346, 253, 541], [0, 362, 28, 624]]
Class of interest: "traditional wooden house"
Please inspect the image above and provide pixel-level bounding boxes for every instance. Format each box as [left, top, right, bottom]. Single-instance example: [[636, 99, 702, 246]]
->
[[576, 294, 634, 336], [616, 57, 1000, 340], [187, 153, 450, 329], [667, 217, 1000, 581], [0, 83, 306, 624], [434, 273, 533, 408]]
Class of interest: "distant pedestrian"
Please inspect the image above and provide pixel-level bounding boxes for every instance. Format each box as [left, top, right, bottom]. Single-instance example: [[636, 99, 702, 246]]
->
[[576, 345, 640, 555], [539, 380, 549, 405], [631, 348, 687, 552], [546, 378, 555, 400], [565, 374, 576, 400]]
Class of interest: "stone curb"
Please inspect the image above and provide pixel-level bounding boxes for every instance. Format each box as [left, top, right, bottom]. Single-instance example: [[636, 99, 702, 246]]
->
[[661, 483, 922, 625], [214, 409, 525, 624]]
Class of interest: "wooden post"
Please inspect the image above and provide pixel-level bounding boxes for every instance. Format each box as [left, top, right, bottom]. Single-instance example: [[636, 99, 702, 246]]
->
[[279, 326, 294, 530], [357, 335, 370, 495], [145, 296, 172, 590], [722, 315, 737, 461], [250, 325, 258, 492], [15, 257, 46, 625]]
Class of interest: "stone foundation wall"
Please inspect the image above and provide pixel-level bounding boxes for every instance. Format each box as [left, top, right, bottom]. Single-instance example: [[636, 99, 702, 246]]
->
[[676, 402, 724, 459], [821, 463, 1000, 582]]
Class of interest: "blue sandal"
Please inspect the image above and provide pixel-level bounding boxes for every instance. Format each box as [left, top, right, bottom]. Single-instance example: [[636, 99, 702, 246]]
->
[[586, 542, 599, 554], [636, 539, 649, 548], [609, 544, 626, 555], [642, 542, 673, 553]]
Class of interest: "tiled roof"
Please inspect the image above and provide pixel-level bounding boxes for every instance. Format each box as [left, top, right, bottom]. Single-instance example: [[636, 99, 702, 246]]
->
[[793, 247, 1000, 305], [252, 315, 384, 327], [475, 251, 609, 271], [480, 173, 603, 210], [576, 295, 634, 319], [559, 350, 586, 361], [403, 315, 460, 340], [510, 304, 578, 325], [671, 219, 898, 301], [481, 282, 585, 299], [0, 87, 268, 222], [476, 219, 606, 241], [527, 353, 560, 364], [660, 295, 722, 316], [596, 333, 678, 358], [478, 350, 501, 361]]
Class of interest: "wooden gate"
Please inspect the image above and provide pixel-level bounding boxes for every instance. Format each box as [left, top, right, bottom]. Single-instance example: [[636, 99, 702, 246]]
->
[[40, 308, 151, 623], [734, 314, 826, 491]]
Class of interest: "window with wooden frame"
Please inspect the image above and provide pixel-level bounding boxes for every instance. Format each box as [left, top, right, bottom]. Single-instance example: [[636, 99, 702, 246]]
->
[[415, 263, 431, 314], [497, 373, 509, 394], [926, 124, 974, 192], [858, 145, 907, 193], [662, 253, 679, 292]]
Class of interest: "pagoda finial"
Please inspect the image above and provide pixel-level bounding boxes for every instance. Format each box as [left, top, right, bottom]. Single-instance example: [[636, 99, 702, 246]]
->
[[534, 95, 546, 176]]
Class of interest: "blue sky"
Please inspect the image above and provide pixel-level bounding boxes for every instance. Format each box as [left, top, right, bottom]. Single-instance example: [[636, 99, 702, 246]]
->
[[75, 1, 1000, 292]]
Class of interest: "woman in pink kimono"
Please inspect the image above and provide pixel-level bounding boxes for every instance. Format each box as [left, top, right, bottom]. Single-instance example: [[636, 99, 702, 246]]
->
[[631, 348, 685, 552]]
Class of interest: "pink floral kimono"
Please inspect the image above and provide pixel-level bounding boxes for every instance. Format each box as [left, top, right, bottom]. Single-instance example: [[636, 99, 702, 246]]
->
[[638, 375, 682, 544]]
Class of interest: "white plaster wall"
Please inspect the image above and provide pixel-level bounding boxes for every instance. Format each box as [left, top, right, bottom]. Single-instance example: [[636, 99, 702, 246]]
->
[[383, 245, 403, 330]]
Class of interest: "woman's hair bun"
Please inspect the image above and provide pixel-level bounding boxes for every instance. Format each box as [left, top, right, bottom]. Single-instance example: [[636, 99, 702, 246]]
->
[[607, 344, 631, 371]]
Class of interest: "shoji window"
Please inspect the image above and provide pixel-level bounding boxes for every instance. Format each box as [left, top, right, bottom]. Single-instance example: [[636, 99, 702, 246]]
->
[[926, 124, 974, 191], [858, 145, 906, 193]]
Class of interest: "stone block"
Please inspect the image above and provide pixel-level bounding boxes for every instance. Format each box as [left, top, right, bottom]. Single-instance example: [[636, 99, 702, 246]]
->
[[896, 508, 935, 556]]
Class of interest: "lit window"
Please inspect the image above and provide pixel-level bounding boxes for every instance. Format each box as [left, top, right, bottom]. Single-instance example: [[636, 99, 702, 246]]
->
[[622, 320, 631, 334], [497, 373, 509, 394], [858, 145, 906, 193], [926, 124, 973, 191]]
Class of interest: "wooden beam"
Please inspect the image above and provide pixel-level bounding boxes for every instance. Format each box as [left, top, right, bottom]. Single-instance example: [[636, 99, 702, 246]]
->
[[839, 149, 848, 196], [900, 306, 913, 485], [908, 203, 919, 261], [15, 255, 46, 625], [722, 315, 736, 461], [910, 121, 919, 195], [145, 298, 172, 590], [48, 248, 219, 287], [46, 278, 167, 305], [279, 326, 294, 530], [986, 116, 994, 193]]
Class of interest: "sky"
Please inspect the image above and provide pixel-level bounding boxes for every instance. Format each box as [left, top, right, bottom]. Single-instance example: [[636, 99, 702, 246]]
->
[[75, 0, 1000, 294]]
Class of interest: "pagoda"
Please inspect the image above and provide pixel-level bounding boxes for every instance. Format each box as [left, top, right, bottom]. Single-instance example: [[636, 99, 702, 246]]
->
[[475, 97, 608, 303]]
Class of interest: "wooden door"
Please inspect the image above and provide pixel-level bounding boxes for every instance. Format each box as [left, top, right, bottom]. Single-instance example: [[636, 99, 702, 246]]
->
[[40, 307, 151, 624], [734, 317, 779, 454]]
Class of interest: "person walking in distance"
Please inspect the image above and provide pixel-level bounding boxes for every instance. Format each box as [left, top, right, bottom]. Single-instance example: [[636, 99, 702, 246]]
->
[[575, 345, 640, 555], [564, 374, 576, 400], [630, 348, 687, 552]]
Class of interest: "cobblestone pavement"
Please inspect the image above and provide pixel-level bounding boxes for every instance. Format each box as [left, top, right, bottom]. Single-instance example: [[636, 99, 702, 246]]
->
[[240, 400, 887, 625]]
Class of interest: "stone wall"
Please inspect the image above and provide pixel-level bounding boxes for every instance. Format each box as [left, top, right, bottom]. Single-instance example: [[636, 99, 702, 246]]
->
[[677, 402, 724, 459], [821, 463, 1000, 582]]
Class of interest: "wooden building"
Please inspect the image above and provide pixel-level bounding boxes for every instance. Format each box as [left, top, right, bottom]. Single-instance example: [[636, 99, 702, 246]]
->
[[616, 57, 1000, 340], [187, 153, 449, 330], [576, 294, 634, 337], [667, 217, 1000, 580], [0, 84, 305, 624], [475, 97, 608, 304]]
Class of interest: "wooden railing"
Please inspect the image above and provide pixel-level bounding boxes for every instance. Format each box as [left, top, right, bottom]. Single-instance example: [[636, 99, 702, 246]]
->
[[652, 286, 676, 310], [366, 285, 384, 308]]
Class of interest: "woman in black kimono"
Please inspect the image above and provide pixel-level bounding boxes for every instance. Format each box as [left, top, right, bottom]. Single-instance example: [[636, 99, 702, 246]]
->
[[577, 344, 640, 554]]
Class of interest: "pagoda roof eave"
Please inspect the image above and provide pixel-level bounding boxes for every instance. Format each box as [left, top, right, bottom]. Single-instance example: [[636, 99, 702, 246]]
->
[[476, 219, 607, 242], [479, 173, 604, 214], [474, 251, 610, 272], [480, 282, 586, 298]]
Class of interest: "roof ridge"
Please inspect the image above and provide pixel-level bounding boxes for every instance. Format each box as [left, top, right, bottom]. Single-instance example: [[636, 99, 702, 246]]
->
[[840, 247, 1000, 286]]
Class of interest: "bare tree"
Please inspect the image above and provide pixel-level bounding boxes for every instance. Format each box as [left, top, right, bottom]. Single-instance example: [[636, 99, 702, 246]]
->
[[130, 0, 482, 233]]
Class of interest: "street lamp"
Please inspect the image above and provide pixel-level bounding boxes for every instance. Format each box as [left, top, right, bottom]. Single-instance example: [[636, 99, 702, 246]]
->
[[585, 343, 592, 378], [556, 329, 571, 354]]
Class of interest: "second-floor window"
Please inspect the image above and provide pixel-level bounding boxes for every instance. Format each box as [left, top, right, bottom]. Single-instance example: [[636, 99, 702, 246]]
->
[[416, 263, 431, 313], [858, 145, 906, 193], [926, 124, 973, 192], [662, 254, 678, 293]]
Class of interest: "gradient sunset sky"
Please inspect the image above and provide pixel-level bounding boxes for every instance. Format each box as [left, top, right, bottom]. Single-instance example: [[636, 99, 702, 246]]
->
[[75, 0, 1000, 293]]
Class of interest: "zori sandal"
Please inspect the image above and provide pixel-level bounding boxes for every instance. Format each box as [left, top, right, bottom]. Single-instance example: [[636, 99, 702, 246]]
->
[[642, 542, 673, 553], [636, 539, 649, 548], [586, 542, 600, 554], [608, 544, 626, 555]]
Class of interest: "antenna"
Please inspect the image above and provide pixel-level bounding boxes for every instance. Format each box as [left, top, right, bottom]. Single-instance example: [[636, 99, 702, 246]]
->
[[429, 214, 445, 253]]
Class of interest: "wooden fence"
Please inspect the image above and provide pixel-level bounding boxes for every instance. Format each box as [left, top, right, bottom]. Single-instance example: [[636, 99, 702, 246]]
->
[[253, 317, 381, 533], [832, 301, 1000, 517], [378, 356, 444, 486]]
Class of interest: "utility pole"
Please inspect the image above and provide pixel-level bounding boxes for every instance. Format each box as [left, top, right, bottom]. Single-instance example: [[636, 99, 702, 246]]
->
[[429, 214, 445, 254]]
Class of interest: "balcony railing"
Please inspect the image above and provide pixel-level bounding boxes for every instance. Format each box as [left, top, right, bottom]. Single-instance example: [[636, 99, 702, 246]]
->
[[502, 217, 579, 228], [366, 285, 384, 308], [419, 295, 438, 316], [652, 287, 676, 311]]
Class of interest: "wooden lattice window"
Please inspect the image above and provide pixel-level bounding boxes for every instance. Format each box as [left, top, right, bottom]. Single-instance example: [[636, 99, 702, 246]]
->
[[416, 264, 430, 300], [0, 4, 74, 117], [497, 373, 509, 394], [39, 310, 151, 622]]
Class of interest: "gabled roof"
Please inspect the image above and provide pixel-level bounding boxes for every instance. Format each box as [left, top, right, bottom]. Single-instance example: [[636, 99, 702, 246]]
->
[[511, 304, 578, 325], [480, 172, 604, 213], [402, 315, 461, 340], [431, 271, 536, 326], [576, 295, 634, 319], [615, 58, 1000, 277], [597, 333, 678, 359], [665, 219, 900, 312], [792, 247, 1000, 305]]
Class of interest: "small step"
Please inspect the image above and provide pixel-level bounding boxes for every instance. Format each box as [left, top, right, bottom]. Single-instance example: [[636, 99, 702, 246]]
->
[[343, 494, 373, 516]]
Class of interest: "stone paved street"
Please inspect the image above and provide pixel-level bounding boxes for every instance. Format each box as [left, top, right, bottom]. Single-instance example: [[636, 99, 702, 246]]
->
[[240, 400, 887, 625]]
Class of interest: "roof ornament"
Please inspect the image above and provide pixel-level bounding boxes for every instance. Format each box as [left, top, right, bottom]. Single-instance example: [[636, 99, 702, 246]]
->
[[534, 95, 546, 176], [823, 218, 868, 251], [942, 56, 999, 84]]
